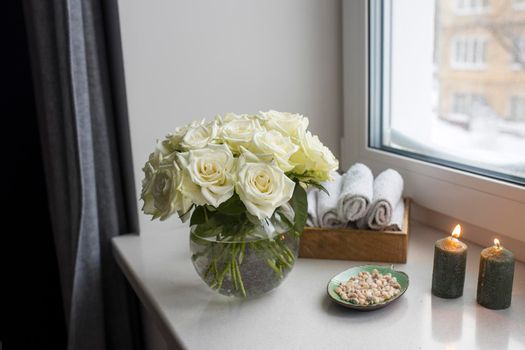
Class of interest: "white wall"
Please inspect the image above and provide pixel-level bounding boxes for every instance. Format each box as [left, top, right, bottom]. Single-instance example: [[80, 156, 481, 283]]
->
[[117, 0, 343, 236]]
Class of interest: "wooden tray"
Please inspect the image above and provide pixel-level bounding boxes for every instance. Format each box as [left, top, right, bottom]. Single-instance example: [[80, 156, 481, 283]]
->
[[299, 198, 410, 263]]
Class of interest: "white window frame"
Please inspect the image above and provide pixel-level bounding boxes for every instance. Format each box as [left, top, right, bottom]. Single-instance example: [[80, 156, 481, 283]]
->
[[342, 1, 525, 244]]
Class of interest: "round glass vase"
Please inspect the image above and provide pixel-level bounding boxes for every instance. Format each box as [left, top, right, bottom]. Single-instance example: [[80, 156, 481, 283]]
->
[[190, 213, 299, 298]]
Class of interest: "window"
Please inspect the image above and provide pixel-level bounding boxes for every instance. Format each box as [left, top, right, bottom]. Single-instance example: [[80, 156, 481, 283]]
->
[[514, 0, 525, 11], [451, 37, 487, 69], [509, 96, 525, 121], [342, 0, 525, 245], [370, 0, 525, 183], [511, 37, 525, 68], [451, 93, 486, 117], [452, 93, 468, 115], [455, 0, 489, 15]]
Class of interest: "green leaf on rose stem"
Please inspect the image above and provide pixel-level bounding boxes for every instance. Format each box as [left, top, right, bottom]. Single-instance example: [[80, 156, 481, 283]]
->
[[190, 206, 206, 226], [290, 183, 307, 235], [305, 181, 329, 196], [216, 194, 246, 216], [194, 219, 222, 237], [286, 173, 309, 182]]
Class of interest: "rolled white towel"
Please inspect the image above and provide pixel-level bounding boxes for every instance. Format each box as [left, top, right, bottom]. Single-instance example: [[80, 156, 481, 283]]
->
[[306, 188, 320, 227], [357, 198, 405, 231], [317, 172, 344, 228], [337, 163, 374, 222], [384, 199, 405, 231], [366, 169, 404, 230]]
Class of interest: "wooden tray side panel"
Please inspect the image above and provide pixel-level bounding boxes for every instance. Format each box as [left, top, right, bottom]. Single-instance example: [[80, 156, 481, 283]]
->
[[298, 199, 410, 263]]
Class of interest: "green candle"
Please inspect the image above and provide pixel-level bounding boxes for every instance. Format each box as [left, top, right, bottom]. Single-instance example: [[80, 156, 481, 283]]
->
[[432, 224, 467, 298], [477, 238, 515, 310]]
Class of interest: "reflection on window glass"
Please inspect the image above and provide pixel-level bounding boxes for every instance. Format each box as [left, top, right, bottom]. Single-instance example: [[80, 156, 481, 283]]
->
[[382, 0, 525, 181]]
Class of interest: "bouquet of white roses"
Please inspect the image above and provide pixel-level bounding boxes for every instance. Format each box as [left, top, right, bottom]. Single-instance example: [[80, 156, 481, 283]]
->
[[141, 111, 338, 297]]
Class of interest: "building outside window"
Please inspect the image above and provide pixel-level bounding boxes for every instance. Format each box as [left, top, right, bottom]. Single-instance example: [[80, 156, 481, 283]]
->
[[434, 0, 525, 175]]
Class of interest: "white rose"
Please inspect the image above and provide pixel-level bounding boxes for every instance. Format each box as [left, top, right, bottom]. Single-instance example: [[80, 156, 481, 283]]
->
[[177, 144, 235, 207], [165, 126, 188, 148], [141, 151, 192, 221], [236, 159, 295, 219], [249, 130, 299, 172], [154, 138, 177, 158], [259, 110, 309, 138], [179, 120, 218, 150], [215, 113, 256, 124], [219, 117, 264, 153], [290, 130, 339, 181], [165, 119, 205, 150]]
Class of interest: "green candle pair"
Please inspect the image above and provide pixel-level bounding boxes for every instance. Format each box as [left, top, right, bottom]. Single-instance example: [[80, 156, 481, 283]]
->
[[431, 224, 515, 310]]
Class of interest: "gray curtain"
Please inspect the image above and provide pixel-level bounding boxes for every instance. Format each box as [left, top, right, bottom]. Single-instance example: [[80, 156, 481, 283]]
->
[[23, 1, 143, 349]]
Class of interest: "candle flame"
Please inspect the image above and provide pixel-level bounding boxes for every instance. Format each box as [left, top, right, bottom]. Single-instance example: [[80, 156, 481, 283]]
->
[[451, 224, 461, 239], [494, 238, 501, 248]]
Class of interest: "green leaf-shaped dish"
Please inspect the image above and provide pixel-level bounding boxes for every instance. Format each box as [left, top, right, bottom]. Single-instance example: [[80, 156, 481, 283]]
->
[[327, 265, 409, 311]]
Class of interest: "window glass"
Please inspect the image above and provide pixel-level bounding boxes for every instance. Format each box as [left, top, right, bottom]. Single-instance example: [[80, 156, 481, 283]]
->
[[371, 0, 525, 183]]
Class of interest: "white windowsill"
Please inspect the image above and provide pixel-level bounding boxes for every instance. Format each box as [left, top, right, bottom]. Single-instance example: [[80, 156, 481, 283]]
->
[[112, 222, 525, 349]]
